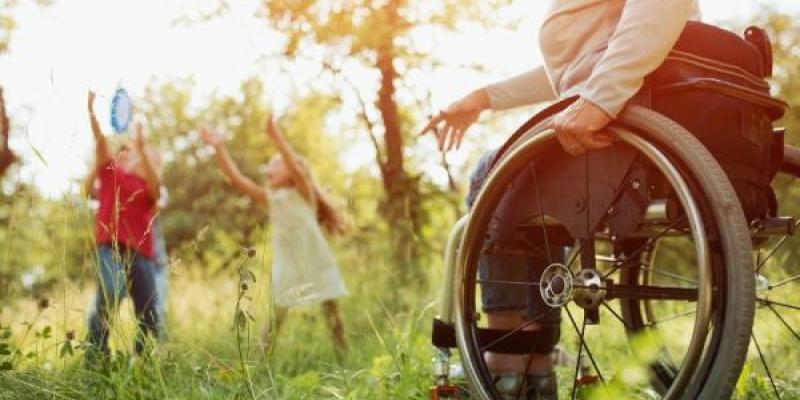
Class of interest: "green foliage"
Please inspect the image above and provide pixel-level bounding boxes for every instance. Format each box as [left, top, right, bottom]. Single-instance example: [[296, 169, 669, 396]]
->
[[0, 184, 94, 298]]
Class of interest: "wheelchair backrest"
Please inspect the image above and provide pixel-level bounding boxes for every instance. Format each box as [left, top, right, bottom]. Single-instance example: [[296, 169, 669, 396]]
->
[[645, 21, 787, 221]]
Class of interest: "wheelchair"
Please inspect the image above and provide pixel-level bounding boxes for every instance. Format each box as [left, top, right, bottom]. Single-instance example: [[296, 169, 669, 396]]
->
[[430, 23, 799, 399]]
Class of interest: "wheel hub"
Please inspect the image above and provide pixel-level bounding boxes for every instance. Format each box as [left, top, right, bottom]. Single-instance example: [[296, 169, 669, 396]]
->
[[540, 263, 573, 307], [573, 269, 606, 309]]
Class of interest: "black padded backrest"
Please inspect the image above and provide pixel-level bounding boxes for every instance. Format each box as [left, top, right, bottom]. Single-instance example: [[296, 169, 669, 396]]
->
[[672, 21, 765, 78]]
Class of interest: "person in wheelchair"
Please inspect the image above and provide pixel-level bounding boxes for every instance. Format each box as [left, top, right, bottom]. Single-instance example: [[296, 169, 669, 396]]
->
[[422, 1, 703, 398]]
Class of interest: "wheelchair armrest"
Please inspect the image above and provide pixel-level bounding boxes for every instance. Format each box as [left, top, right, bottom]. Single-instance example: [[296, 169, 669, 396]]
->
[[653, 77, 787, 120]]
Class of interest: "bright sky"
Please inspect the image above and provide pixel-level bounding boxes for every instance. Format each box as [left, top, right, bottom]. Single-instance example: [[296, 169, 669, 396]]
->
[[0, 0, 797, 197]]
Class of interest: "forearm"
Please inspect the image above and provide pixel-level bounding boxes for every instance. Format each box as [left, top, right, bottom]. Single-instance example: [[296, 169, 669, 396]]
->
[[89, 109, 110, 163], [211, 144, 267, 202], [213, 145, 243, 184], [269, 124, 312, 191], [485, 66, 556, 111], [580, 0, 694, 117], [272, 133, 302, 178]]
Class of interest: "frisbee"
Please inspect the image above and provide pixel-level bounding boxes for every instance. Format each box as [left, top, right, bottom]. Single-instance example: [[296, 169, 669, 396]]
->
[[110, 88, 132, 134]]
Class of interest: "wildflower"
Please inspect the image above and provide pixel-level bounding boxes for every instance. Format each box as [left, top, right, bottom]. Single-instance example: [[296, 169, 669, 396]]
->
[[37, 298, 50, 310]]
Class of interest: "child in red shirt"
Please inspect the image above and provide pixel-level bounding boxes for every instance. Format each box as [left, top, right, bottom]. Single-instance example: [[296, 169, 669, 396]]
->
[[85, 90, 162, 356]]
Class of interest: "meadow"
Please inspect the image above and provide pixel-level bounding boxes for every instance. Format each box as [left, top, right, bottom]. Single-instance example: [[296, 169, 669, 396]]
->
[[1, 2, 800, 400]]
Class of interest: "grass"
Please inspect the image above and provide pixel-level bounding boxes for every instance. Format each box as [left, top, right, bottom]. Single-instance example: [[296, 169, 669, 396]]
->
[[0, 265, 439, 399], [0, 234, 798, 399]]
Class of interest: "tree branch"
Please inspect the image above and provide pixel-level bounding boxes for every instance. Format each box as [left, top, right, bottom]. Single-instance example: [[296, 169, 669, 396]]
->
[[321, 60, 388, 176]]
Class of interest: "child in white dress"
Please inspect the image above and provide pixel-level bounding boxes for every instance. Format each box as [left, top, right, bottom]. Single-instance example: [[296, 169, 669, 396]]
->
[[201, 116, 348, 351]]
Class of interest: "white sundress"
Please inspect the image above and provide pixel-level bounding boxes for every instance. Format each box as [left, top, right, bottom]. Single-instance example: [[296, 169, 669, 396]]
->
[[268, 188, 348, 307]]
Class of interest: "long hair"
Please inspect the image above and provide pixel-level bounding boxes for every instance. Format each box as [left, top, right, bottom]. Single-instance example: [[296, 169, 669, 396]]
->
[[293, 157, 346, 236]]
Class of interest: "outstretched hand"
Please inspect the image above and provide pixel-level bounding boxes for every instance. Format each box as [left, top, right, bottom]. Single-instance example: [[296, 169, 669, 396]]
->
[[200, 127, 224, 148], [87, 90, 96, 111], [551, 97, 615, 156], [419, 89, 489, 152]]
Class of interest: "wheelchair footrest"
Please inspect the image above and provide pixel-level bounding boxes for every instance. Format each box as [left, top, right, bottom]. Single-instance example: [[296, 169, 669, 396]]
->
[[432, 318, 553, 355]]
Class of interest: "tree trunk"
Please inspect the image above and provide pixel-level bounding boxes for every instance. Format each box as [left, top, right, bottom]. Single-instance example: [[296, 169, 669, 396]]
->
[[0, 86, 15, 179], [375, 42, 422, 283]]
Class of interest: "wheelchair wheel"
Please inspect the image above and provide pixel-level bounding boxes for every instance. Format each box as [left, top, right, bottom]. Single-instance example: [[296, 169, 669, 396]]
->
[[454, 105, 754, 399]]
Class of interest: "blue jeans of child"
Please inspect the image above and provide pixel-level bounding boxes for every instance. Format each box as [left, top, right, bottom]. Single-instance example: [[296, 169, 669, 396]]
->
[[467, 150, 562, 327], [86, 244, 161, 355]]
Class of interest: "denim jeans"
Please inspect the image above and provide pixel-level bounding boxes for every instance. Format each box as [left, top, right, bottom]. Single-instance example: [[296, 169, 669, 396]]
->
[[467, 150, 562, 325], [86, 244, 161, 355]]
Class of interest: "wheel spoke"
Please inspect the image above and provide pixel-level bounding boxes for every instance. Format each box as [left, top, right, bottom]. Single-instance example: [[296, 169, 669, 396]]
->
[[756, 234, 792, 274], [565, 307, 605, 383], [565, 164, 638, 272], [639, 266, 697, 285], [766, 304, 800, 343], [751, 333, 782, 399], [759, 298, 800, 312], [570, 311, 586, 400], [770, 274, 800, 290], [645, 308, 696, 327], [603, 215, 686, 279], [529, 163, 553, 264], [602, 301, 634, 330]]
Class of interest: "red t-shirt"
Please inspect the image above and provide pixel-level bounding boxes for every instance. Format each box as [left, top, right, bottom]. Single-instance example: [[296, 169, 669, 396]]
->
[[94, 160, 156, 259]]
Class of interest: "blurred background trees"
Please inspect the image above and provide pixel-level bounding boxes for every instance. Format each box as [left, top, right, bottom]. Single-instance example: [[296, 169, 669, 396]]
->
[[0, 4, 798, 303]]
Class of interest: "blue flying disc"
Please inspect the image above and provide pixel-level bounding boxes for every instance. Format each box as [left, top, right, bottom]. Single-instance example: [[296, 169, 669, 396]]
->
[[110, 88, 132, 134]]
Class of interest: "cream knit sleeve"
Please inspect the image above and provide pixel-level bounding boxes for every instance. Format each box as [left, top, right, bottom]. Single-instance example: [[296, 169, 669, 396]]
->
[[485, 65, 557, 111], [580, 0, 695, 117]]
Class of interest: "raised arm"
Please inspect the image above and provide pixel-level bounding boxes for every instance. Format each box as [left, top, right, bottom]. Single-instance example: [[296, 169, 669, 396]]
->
[[87, 91, 111, 168], [265, 116, 315, 204], [133, 123, 161, 201], [201, 127, 267, 204]]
